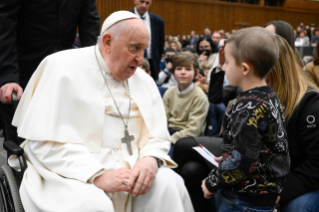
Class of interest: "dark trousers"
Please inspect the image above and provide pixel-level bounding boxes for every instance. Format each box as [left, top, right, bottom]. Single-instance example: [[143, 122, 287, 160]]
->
[[173, 137, 216, 212], [0, 103, 23, 145]]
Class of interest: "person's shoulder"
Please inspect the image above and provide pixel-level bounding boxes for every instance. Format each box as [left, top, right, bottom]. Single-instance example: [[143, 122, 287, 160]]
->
[[192, 86, 209, 101], [305, 61, 314, 70], [149, 12, 164, 22]]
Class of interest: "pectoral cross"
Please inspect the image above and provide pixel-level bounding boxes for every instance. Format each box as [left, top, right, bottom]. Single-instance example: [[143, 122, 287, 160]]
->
[[122, 129, 135, 155]]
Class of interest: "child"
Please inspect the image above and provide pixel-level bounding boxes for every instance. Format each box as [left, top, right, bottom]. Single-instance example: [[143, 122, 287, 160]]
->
[[157, 47, 177, 88], [163, 52, 209, 156], [202, 27, 290, 211], [139, 58, 151, 75]]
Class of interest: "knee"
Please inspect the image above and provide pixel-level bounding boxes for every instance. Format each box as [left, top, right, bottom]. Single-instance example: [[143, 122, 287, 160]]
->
[[155, 167, 184, 188]]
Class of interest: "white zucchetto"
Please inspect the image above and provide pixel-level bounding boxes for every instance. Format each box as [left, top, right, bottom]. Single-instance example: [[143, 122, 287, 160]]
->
[[100, 11, 139, 35]]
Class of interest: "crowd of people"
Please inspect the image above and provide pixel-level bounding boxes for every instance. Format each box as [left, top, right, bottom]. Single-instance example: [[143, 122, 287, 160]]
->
[[1, 0, 319, 212]]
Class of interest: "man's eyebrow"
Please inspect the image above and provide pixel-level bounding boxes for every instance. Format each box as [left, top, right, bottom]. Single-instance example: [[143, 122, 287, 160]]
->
[[129, 42, 145, 46]]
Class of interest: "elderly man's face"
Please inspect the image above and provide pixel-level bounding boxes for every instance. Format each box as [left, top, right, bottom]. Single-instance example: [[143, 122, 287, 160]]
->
[[134, 0, 152, 16], [104, 19, 149, 81]]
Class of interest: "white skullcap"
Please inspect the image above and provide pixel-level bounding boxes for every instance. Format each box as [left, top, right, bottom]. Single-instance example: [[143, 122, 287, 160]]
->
[[100, 11, 139, 35]]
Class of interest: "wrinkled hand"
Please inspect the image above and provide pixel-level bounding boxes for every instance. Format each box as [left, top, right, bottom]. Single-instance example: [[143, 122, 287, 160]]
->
[[127, 156, 158, 197], [166, 62, 173, 72], [199, 52, 208, 62], [201, 180, 216, 199], [197, 73, 207, 84], [94, 168, 132, 193], [0, 83, 23, 104]]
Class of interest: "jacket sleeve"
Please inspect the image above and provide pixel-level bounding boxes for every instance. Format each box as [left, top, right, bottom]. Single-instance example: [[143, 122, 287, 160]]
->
[[208, 68, 225, 104], [77, 0, 100, 47], [280, 93, 319, 205], [0, 0, 21, 87]]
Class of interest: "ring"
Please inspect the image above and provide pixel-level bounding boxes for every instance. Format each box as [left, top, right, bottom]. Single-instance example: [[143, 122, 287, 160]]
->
[[124, 179, 129, 185]]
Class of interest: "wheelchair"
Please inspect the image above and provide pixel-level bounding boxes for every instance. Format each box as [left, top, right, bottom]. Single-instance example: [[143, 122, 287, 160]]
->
[[0, 93, 26, 212]]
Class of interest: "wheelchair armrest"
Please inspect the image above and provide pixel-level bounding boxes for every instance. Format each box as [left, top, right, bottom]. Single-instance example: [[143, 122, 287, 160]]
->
[[3, 140, 24, 156]]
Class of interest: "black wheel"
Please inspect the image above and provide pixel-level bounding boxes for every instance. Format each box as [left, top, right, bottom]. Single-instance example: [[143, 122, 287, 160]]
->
[[0, 164, 24, 212]]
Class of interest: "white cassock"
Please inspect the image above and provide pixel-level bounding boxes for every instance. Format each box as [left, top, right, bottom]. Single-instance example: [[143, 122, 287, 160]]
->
[[9, 45, 194, 212]]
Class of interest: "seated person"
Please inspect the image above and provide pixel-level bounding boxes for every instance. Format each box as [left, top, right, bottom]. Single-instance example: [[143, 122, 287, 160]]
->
[[8, 11, 194, 212], [163, 52, 209, 157], [138, 58, 151, 75], [295, 30, 310, 47], [202, 27, 289, 211], [157, 47, 177, 88]]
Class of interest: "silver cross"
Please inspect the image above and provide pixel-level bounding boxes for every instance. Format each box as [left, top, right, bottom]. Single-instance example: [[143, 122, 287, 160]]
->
[[121, 129, 135, 155]]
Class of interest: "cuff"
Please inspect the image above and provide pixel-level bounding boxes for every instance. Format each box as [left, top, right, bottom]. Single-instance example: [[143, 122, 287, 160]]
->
[[88, 169, 105, 183]]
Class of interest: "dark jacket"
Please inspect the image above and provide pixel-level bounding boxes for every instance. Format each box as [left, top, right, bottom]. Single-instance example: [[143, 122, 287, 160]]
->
[[130, 9, 164, 81], [0, 0, 100, 89], [280, 91, 319, 205]]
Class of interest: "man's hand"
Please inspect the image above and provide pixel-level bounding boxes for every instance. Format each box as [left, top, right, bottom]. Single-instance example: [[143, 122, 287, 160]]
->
[[127, 156, 158, 197], [197, 73, 207, 84], [201, 180, 216, 199], [199, 52, 208, 62], [94, 168, 132, 193], [166, 62, 173, 72], [218, 40, 226, 67], [0, 83, 23, 104], [312, 43, 317, 47]]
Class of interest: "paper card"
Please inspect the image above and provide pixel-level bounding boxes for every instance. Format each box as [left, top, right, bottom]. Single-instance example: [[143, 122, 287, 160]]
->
[[192, 146, 219, 167]]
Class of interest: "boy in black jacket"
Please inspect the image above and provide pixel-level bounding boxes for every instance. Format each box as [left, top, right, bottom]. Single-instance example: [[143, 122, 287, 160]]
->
[[202, 27, 290, 211]]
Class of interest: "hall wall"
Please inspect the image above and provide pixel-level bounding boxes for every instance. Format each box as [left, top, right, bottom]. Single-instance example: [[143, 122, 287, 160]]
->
[[96, 0, 319, 35]]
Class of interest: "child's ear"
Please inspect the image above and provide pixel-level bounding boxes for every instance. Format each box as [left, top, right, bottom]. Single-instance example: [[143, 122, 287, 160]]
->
[[242, 62, 250, 76]]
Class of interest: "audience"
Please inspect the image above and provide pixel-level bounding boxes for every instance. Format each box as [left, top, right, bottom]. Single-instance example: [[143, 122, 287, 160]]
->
[[157, 47, 177, 88], [311, 28, 319, 47], [163, 52, 209, 157], [189, 30, 199, 49], [196, 37, 219, 70], [169, 40, 182, 54], [305, 44, 319, 87], [139, 58, 151, 75], [211, 32, 221, 45], [295, 30, 310, 46]]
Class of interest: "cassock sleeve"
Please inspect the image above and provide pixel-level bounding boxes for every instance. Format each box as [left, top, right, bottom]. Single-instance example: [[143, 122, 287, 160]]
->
[[28, 140, 105, 183]]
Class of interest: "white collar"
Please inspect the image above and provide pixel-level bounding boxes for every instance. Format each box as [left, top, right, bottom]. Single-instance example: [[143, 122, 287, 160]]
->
[[177, 83, 194, 95], [95, 44, 113, 76], [134, 7, 149, 20]]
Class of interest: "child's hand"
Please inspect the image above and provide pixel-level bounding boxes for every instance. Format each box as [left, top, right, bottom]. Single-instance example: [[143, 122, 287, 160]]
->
[[201, 180, 216, 199], [214, 156, 222, 163]]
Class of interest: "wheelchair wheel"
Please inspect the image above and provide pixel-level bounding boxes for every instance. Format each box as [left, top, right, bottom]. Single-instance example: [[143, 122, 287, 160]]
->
[[0, 164, 24, 212]]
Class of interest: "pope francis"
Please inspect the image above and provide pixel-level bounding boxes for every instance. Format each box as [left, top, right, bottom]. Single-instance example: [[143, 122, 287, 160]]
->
[[9, 11, 194, 212]]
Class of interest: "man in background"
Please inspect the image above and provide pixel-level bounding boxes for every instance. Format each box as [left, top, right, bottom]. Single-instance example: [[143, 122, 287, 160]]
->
[[0, 0, 100, 143], [130, 0, 165, 81]]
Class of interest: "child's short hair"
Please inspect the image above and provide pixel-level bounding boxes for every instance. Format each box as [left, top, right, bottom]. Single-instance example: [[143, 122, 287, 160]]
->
[[226, 27, 279, 79], [164, 47, 176, 55], [139, 58, 150, 74], [172, 52, 199, 77]]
